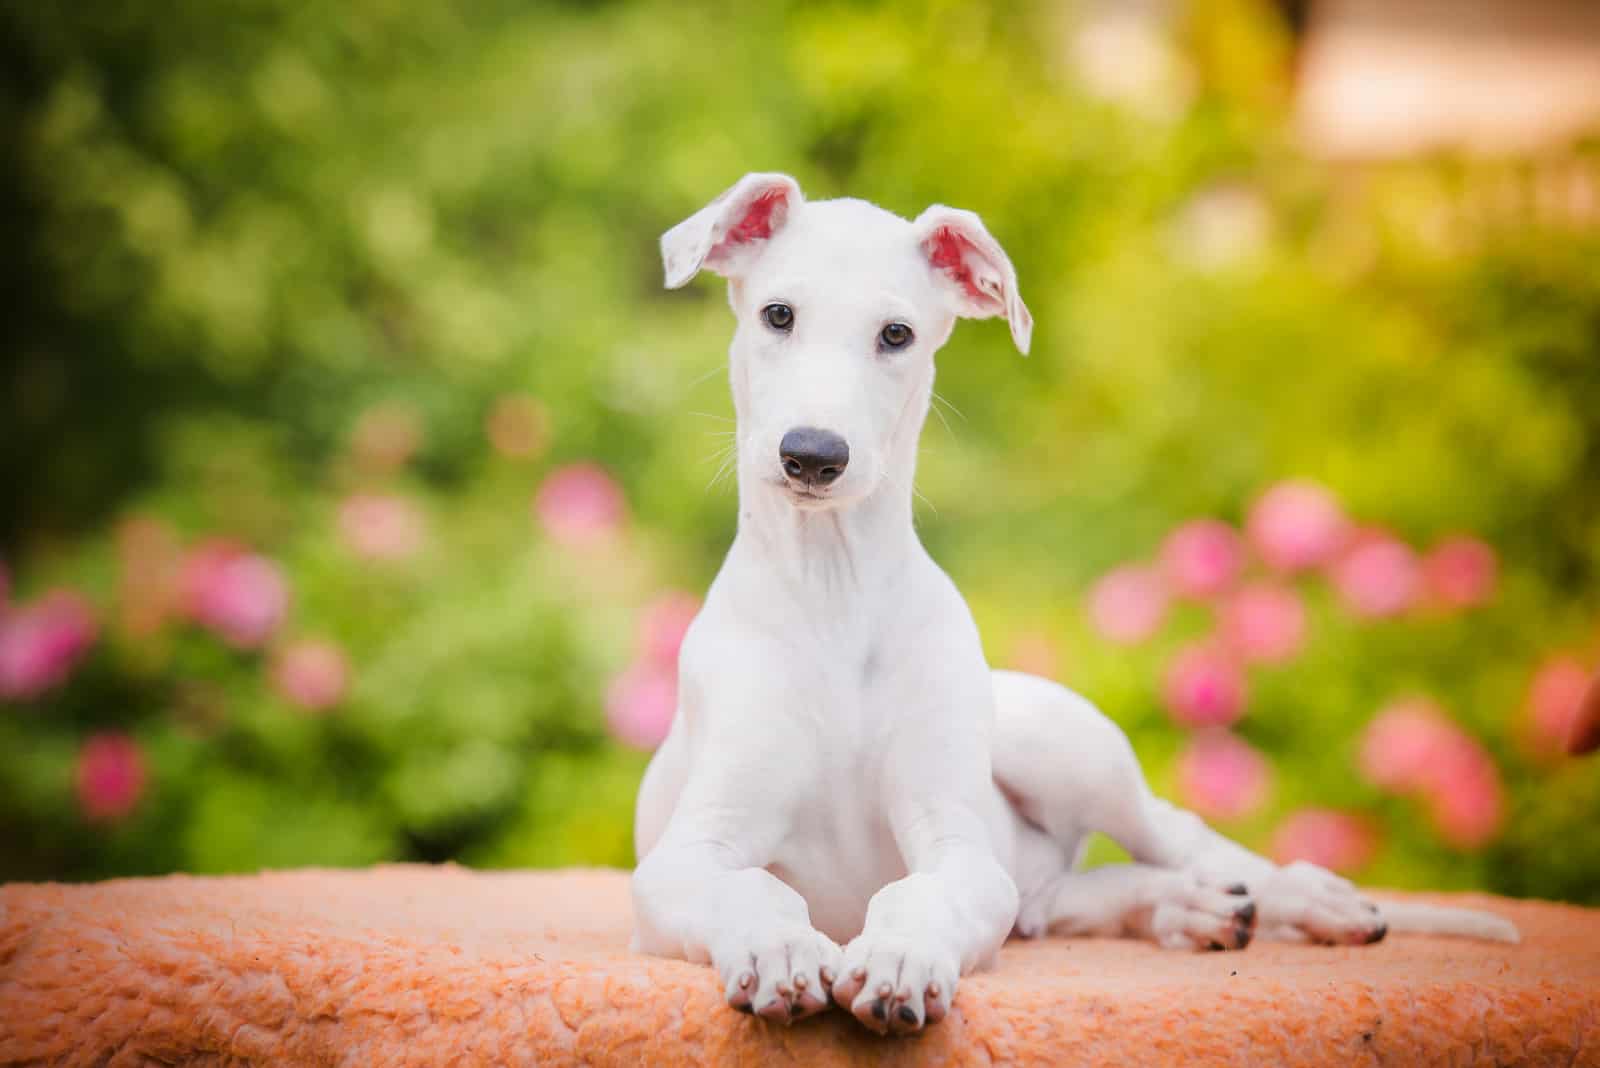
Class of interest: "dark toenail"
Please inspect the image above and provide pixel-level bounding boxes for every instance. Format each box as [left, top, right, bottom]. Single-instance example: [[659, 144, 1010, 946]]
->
[[1237, 902, 1257, 924], [1235, 923, 1253, 949], [736, 1002, 754, 1014], [872, 999, 888, 1021], [1207, 941, 1225, 951], [1227, 884, 1248, 895], [1365, 923, 1388, 945], [790, 1002, 804, 1017], [899, 1006, 918, 1025]]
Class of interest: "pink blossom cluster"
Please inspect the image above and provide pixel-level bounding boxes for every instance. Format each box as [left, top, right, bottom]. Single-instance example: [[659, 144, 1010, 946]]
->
[[534, 463, 628, 547], [0, 588, 99, 701], [1358, 698, 1504, 849], [1087, 481, 1508, 727], [1270, 808, 1378, 872], [0, 574, 154, 821], [338, 493, 426, 561], [10, 505, 370, 825], [76, 732, 146, 823], [1520, 655, 1600, 759], [173, 535, 357, 714], [270, 638, 351, 712], [605, 590, 700, 750], [1083, 480, 1518, 857], [179, 539, 290, 649], [1174, 730, 1270, 822]]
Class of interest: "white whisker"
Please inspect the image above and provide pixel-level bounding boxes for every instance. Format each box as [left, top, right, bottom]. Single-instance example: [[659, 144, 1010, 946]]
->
[[680, 361, 729, 393], [932, 389, 967, 422], [881, 460, 938, 517], [704, 436, 742, 493], [700, 442, 738, 466]]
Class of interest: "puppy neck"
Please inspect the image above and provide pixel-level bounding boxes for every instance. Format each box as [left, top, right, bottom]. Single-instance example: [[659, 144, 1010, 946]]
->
[[730, 428, 923, 607]]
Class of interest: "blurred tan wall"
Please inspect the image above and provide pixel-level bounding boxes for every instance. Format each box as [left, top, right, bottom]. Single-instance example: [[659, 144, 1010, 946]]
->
[[1296, 0, 1600, 158]]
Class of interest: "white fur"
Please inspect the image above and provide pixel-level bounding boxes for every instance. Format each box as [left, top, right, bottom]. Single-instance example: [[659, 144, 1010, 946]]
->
[[631, 174, 1518, 1036]]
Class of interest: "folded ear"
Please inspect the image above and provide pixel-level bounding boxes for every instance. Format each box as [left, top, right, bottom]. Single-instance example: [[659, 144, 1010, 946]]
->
[[913, 205, 1032, 355], [661, 173, 804, 288]]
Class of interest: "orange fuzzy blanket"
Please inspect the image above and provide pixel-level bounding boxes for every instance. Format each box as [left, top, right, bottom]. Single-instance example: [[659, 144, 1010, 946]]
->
[[1, 866, 1595, 1066]]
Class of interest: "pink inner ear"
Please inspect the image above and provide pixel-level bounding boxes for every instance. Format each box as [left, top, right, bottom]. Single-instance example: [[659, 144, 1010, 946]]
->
[[727, 189, 785, 245], [927, 227, 987, 303]]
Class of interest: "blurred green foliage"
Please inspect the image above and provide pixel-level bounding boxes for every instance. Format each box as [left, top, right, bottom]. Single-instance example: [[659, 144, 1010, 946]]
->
[[1, 0, 1596, 900]]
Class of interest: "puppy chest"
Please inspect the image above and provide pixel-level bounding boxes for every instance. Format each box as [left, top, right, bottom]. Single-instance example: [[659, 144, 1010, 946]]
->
[[768, 771, 906, 943]]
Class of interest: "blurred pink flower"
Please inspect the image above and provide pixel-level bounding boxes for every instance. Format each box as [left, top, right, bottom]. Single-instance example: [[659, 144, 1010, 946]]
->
[[1088, 565, 1169, 644], [1007, 631, 1062, 680], [1246, 480, 1349, 573], [1174, 731, 1270, 821], [270, 639, 350, 712], [1270, 808, 1378, 873], [1219, 584, 1306, 664], [1359, 697, 1504, 849], [350, 402, 422, 472], [338, 493, 425, 561], [1524, 656, 1591, 758], [0, 590, 99, 701], [1160, 519, 1244, 599], [179, 539, 242, 607], [1330, 532, 1421, 619], [76, 732, 146, 823], [1162, 643, 1247, 728], [605, 661, 677, 750], [1422, 732, 1505, 849], [1358, 697, 1458, 793], [179, 540, 289, 649], [609, 589, 698, 749], [486, 394, 550, 460], [637, 591, 700, 669], [535, 463, 627, 547], [1422, 536, 1498, 610]]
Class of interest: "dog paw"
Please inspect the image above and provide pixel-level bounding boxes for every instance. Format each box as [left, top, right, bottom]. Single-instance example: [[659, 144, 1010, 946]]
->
[[1252, 860, 1387, 946], [714, 926, 843, 1023], [830, 934, 958, 1035], [1149, 871, 1259, 952]]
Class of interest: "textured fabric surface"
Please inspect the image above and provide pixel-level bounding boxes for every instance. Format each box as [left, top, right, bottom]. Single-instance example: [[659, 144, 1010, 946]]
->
[[1, 865, 1595, 1067]]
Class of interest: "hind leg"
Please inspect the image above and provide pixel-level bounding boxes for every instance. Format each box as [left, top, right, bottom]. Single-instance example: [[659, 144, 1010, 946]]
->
[[1011, 822, 1256, 950], [992, 670, 1387, 947]]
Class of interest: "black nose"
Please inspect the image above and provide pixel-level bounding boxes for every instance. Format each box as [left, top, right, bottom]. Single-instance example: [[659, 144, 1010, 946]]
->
[[779, 427, 850, 487]]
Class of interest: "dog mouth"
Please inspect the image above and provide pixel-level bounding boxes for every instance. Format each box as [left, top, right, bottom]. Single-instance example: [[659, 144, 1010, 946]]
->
[[767, 475, 839, 509], [785, 485, 834, 507]]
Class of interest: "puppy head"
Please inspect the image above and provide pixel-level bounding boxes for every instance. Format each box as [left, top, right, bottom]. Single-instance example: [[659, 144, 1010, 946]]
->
[[662, 172, 1029, 511]]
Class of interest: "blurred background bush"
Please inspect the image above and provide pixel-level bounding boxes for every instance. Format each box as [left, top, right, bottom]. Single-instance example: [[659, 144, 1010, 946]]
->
[[2, 0, 1597, 901]]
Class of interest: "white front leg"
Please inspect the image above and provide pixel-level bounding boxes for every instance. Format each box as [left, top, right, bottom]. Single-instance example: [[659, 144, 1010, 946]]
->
[[829, 722, 1018, 1033], [634, 839, 842, 1022], [631, 648, 843, 1023]]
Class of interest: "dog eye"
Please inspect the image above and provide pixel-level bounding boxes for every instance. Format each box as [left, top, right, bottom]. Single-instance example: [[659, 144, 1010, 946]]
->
[[879, 322, 914, 351], [761, 303, 794, 332]]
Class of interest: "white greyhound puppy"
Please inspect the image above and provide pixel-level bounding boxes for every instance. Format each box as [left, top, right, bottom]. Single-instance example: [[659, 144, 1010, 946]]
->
[[630, 172, 1519, 1035]]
